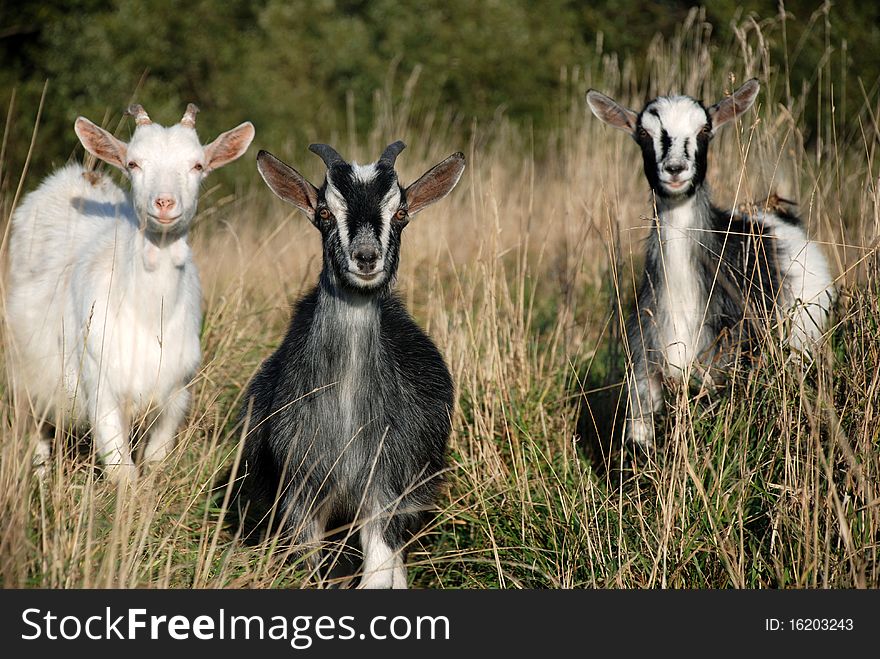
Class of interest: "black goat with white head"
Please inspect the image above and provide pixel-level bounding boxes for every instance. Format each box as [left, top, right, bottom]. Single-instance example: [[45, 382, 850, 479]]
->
[[233, 141, 465, 588], [586, 80, 835, 448]]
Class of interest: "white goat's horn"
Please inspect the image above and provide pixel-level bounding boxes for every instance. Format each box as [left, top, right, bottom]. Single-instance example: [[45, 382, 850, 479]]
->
[[126, 104, 152, 126], [180, 103, 200, 129]]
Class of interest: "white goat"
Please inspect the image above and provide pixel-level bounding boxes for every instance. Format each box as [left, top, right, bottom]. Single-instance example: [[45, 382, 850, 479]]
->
[[6, 104, 254, 483]]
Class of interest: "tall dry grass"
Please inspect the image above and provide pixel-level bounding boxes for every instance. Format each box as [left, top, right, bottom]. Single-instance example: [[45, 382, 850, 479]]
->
[[1, 10, 878, 588]]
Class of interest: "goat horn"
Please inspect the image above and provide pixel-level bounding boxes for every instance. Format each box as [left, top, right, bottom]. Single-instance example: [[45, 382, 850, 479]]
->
[[308, 144, 345, 168], [379, 140, 406, 166], [126, 104, 152, 127], [180, 103, 200, 129]]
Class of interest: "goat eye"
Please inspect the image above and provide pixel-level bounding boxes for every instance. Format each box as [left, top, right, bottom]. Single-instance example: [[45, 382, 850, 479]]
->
[[700, 125, 712, 136], [127, 161, 139, 170], [394, 208, 408, 221], [318, 208, 331, 220], [637, 128, 649, 140], [193, 163, 204, 172]]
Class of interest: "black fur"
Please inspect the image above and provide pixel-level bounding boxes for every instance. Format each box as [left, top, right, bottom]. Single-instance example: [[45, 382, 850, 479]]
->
[[623, 186, 792, 448], [230, 149, 454, 586], [586, 84, 832, 449], [635, 99, 711, 200], [632, 192, 784, 377], [234, 277, 453, 540], [634, 123, 662, 194], [327, 162, 401, 272]]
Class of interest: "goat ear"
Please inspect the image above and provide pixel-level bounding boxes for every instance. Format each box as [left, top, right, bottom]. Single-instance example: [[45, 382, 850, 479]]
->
[[586, 90, 638, 134], [203, 122, 256, 171], [256, 150, 319, 221], [74, 117, 128, 171], [405, 152, 466, 216], [708, 78, 759, 131]]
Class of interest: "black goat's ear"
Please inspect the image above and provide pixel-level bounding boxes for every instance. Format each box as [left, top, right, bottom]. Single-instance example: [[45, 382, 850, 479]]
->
[[586, 90, 638, 134], [708, 78, 759, 132], [405, 152, 466, 216], [257, 150, 319, 222]]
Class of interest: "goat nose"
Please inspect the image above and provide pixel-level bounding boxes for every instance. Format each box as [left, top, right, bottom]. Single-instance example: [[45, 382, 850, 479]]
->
[[352, 246, 380, 271], [154, 195, 176, 211], [664, 162, 686, 175]]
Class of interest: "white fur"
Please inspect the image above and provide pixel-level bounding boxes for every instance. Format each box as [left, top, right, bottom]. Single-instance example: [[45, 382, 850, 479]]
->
[[358, 522, 407, 589], [6, 111, 254, 481], [326, 163, 379, 250], [592, 85, 836, 449], [6, 164, 202, 482], [7, 111, 253, 481], [653, 199, 836, 379], [326, 163, 401, 288], [378, 185, 401, 250], [333, 298, 378, 442], [646, 96, 835, 374], [642, 97, 706, 142], [324, 174, 350, 250], [124, 123, 206, 227], [351, 163, 378, 184], [641, 97, 707, 193], [758, 211, 836, 350], [656, 197, 705, 374]]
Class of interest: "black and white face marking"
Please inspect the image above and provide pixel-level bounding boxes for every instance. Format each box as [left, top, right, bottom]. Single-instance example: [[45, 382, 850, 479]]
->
[[636, 96, 712, 198], [320, 162, 405, 290], [586, 79, 761, 201], [256, 142, 466, 293]]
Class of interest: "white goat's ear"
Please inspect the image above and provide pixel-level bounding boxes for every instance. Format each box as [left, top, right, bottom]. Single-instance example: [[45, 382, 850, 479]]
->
[[74, 117, 128, 171], [405, 152, 466, 216], [709, 78, 760, 131], [203, 121, 256, 172], [586, 90, 638, 134], [256, 150, 319, 221]]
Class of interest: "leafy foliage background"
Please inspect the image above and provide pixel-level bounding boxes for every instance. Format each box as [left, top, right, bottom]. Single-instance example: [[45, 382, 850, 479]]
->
[[2, 1, 877, 179]]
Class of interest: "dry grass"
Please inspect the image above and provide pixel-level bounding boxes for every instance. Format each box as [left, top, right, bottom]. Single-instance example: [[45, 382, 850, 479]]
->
[[1, 13, 878, 588]]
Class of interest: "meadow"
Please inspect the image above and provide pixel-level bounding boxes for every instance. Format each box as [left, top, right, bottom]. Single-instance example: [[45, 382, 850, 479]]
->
[[1, 15, 878, 588]]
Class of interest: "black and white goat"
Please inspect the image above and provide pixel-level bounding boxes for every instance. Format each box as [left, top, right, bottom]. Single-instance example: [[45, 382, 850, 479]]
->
[[6, 104, 254, 482], [232, 141, 465, 588], [586, 79, 835, 448]]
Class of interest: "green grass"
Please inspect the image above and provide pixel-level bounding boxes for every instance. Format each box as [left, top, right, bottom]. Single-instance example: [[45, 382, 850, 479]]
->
[[1, 13, 878, 589]]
